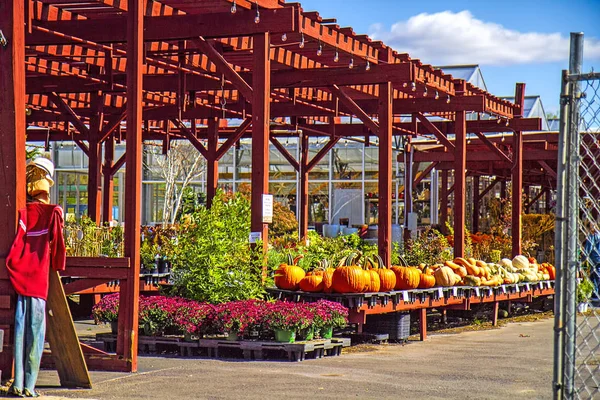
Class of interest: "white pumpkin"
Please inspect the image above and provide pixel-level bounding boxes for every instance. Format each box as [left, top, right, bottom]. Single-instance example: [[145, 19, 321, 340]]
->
[[498, 258, 513, 269], [512, 255, 530, 270]]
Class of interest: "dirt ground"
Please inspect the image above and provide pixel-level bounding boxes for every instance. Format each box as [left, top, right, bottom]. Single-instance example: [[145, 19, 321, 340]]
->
[[33, 316, 556, 400]]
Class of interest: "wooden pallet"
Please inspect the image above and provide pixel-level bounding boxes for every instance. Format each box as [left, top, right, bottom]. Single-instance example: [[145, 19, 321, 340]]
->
[[95, 334, 349, 362]]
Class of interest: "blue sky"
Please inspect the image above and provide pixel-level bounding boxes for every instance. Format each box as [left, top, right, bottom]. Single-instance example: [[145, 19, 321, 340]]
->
[[297, 0, 600, 115]]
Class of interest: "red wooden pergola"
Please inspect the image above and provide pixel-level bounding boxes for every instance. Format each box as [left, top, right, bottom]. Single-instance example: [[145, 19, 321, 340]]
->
[[0, 0, 541, 375], [399, 131, 557, 255]]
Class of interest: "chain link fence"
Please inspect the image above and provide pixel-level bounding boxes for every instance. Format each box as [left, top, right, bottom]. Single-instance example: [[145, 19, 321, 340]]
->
[[554, 33, 600, 399]]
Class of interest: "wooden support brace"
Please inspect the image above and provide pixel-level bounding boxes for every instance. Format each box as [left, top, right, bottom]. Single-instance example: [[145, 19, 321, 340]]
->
[[99, 105, 127, 143], [329, 85, 379, 134], [525, 189, 546, 213], [110, 153, 126, 176], [48, 93, 90, 136], [270, 137, 299, 171], [307, 137, 341, 171], [171, 118, 209, 159], [412, 161, 439, 189], [473, 131, 512, 164], [194, 37, 253, 101], [479, 177, 501, 198], [215, 118, 252, 160], [538, 160, 557, 179], [414, 112, 455, 151], [419, 308, 427, 341]]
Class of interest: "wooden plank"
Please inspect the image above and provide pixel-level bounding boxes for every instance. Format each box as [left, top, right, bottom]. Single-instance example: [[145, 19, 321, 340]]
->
[[454, 110, 467, 258], [378, 82, 393, 267], [299, 134, 309, 240], [0, 296, 11, 310], [329, 85, 379, 134], [0, 0, 26, 380], [66, 257, 130, 268], [60, 267, 129, 279], [46, 270, 91, 388], [27, 8, 295, 45]]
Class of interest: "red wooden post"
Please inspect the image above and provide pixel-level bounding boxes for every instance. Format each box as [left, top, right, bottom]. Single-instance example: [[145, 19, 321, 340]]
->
[[472, 175, 480, 233], [454, 110, 467, 258], [0, 0, 26, 380], [492, 301, 500, 327], [118, 0, 143, 372], [102, 137, 115, 223], [403, 139, 413, 243], [88, 92, 103, 223], [206, 117, 219, 208], [378, 82, 393, 267], [419, 308, 427, 341], [512, 83, 525, 257], [440, 170, 449, 234], [251, 32, 270, 277], [299, 133, 309, 241]]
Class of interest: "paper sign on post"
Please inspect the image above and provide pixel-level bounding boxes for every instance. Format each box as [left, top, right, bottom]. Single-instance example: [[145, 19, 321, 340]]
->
[[262, 194, 273, 223], [474, 287, 480, 297], [452, 287, 457, 297], [515, 285, 520, 293], [402, 291, 409, 302], [438, 288, 443, 298], [502, 285, 507, 294], [249, 232, 262, 243]]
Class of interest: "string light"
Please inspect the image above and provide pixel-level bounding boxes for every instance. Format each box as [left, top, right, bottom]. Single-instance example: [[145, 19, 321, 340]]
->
[[230, 0, 237, 14], [497, 118, 502, 124], [281, 33, 287, 42], [317, 40, 322, 56], [423, 87, 428, 97], [334, 48, 339, 63], [365, 60, 371, 71], [505, 119, 510, 127], [254, 1, 260, 24], [299, 32, 305, 48], [349, 58, 354, 69], [501, 132, 506, 142], [402, 82, 408, 88], [411, 82, 416, 92], [446, 95, 451, 104], [435, 90, 440, 100]]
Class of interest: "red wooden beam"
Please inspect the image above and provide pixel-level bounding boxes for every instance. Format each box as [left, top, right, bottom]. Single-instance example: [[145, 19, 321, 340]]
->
[[119, 0, 143, 372], [88, 92, 104, 223], [206, 117, 219, 208], [27, 8, 296, 45], [454, 110, 467, 258], [214, 118, 252, 161], [48, 92, 90, 136], [99, 105, 127, 143], [330, 85, 379, 134], [251, 32, 271, 279], [0, 0, 26, 380], [414, 112, 455, 151], [473, 175, 480, 233], [306, 137, 341, 171], [479, 177, 501, 198], [172, 118, 209, 159], [472, 131, 512, 164], [512, 83, 525, 257], [525, 189, 546, 213], [193, 37, 253, 101], [378, 82, 393, 267], [299, 134, 309, 241], [102, 137, 115, 223], [539, 160, 557, 179], [413, 162, 439, 189], [270, 137, 299, 172], [440, 170, 449, 234]]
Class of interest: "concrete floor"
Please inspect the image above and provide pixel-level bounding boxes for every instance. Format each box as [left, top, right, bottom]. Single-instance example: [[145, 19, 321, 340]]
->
[[36, 318, 555, 400]]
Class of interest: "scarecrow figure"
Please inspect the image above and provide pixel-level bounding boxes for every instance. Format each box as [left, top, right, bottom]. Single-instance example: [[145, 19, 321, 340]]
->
[[5, 157, 66, 397]]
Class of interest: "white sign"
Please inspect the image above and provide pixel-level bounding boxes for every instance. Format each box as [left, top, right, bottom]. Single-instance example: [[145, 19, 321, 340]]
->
[[262, 194, 273, 223], [249, 232, 262, 243]]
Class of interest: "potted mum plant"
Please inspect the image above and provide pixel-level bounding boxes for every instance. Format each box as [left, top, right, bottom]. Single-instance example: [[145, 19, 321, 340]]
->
[[213, 300, 266, 341], [92, 294, 120, 334], [264, 301, 312, 343], [312, 300, 349, 339]]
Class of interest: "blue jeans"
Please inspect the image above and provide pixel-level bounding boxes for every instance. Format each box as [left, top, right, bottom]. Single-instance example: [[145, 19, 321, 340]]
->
[[11, 295, 46, 395], [592, 267, 600, 301]]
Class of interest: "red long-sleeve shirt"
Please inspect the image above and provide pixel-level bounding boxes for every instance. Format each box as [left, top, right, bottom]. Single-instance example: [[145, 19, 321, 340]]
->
[[6, 203, 66, 300]]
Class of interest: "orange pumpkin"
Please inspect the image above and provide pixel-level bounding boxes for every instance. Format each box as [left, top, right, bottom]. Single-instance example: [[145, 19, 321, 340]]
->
[[377, 268, 396, 291], [544, 264, 556, 280], [363, 269, 381, 292], [418, 273, 436, 289], [274, 264, 306, 290], [332, 265, 366, 293], [391, 266, 421, 290], [299, 275, 324, 292]]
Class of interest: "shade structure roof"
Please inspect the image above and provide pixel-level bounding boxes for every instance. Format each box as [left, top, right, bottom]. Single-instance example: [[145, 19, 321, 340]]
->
[[24, 0, 541, 142]]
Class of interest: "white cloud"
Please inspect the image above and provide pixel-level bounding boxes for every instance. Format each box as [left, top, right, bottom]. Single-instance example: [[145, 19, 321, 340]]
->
[[369, 10, 600, 66]]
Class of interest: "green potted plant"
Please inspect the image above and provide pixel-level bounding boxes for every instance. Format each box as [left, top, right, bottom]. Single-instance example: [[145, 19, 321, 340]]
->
[[577, 277, 594, 313]]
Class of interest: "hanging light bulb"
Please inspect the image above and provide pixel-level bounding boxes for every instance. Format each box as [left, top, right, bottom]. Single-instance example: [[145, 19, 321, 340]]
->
[[317, 41, 322, 56], [402, 82, 408, 88], [501, 133, 506, 142], [230, 0, 237, 14], [446, 95, 451, 104], [423, 87, 428, 97], [349, 58, 354, 69], [281, 33, 287, 42], [334, 49, 339, 63], [254, 1, 260, 24], [467, 137, 472, 144], [434, 90, 440, 100], [411, 82, 416, 92], [365, 60, 371, 71], [299, 32, 305, 48], [505, 119, 510, 127]]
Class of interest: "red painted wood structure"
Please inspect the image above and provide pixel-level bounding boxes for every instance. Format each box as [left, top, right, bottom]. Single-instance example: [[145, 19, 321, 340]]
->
[[399, 131, 557, 256], [1, 0, 541, 375]]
